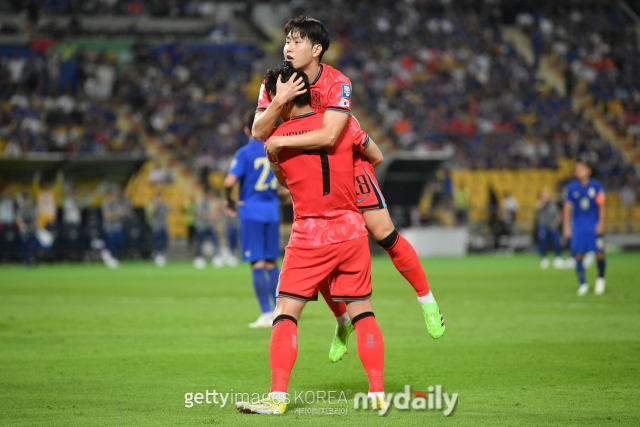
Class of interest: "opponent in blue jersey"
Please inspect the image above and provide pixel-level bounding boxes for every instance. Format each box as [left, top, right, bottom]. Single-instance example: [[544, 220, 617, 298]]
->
[[224, 112, 281, 328], [563, 157, 606, 296]]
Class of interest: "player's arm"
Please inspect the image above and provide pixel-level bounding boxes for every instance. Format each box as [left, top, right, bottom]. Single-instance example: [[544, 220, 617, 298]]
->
[[269, 161, 288, 189], [252, 74, 307, 142], [223, 174, 238, 216], [563, 201, 572, 238], [265, 110, 349, 161], [595, 190, 605, 235], [361, 137, 384, 168]]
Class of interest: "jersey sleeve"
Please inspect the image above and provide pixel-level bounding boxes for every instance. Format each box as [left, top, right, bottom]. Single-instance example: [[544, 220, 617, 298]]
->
[[228, 150, 246, 179], [595, 182, 606, 205], [349, 117, 369, 151], [564, 185, 573, 203], [325, 73, 352, 115], [256, 82, 272, 114]]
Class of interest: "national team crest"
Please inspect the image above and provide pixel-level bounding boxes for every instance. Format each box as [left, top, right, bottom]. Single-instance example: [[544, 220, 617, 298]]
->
[[341, 84, 351, 99], [339, 98, 350, 108], [311, 90, 321, 107]]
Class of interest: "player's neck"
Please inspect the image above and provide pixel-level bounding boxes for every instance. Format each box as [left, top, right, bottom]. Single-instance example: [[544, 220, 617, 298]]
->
[[578, 177, 590, 186], [302, 61, 320, 83]]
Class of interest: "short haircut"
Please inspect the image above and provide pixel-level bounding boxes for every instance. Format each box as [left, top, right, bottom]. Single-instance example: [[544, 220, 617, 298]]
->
[[284, 15, 331, 62], [244, 111, 255, 131], [264, 62, 310, 108]]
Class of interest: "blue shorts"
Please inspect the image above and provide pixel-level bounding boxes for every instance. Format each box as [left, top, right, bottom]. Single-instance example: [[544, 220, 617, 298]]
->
[[240, 220, 280, 262], [571, 228, 604, 255]]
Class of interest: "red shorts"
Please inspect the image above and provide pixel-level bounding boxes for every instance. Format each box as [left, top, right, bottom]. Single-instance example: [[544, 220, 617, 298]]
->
[[354, 158, 387, 212], [277, 236, 372, 302]]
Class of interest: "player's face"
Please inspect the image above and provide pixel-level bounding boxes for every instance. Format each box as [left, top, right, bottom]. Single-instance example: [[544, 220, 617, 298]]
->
[[575, 162, 591, 181], [284, 31, 317, 69]]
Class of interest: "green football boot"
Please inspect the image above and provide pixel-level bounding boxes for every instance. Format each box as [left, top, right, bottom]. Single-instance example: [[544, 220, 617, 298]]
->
[[422, 301, 446, 339], [236, 397, 287, 415], [329, 322, 354, 362]]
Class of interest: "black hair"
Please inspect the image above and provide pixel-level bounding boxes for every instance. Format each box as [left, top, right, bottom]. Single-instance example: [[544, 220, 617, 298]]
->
[[263, 62, 310, 108], [244, 111, 255, 131], [284, 15, 331, 62], [576, 153, 594, 171]]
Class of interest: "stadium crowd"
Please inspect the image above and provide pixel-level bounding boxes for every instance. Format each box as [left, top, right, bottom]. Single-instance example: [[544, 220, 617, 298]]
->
[[1, 0, 638, 258]]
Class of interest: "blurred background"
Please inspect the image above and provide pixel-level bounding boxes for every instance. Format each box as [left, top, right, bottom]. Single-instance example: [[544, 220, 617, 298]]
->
[[0, 0, 639, 265]]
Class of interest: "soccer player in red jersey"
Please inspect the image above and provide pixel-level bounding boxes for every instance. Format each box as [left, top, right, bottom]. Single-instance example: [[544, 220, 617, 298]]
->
[[251, 16, 445, 355], [237, 63, 387, 415]]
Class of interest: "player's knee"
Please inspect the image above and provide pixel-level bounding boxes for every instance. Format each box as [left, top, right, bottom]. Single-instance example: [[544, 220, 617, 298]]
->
[[251, 261, 265, 269], [272, 314, 297, 328], [574, 254, 583, 261], [596, 252, 605, 261], [350, 311, 375, 327], [265, 260, 277, 269], [376, 229, 399, 250]]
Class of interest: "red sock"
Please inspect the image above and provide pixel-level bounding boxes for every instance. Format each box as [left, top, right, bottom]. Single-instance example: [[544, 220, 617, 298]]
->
[[269, 317, 298, 393], [353, 314, 384, 392], [384, 233, 430, 297], [318, 280, 347, 317]]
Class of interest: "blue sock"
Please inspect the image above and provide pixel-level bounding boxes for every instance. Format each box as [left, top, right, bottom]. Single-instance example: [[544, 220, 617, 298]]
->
[[267, 266, 280, 306], [597, 258, 606, 278], [251, 268, 271, 313], [576, 259, 586, 285]]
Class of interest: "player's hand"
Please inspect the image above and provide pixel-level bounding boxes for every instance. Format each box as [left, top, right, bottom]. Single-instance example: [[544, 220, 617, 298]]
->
[[595, 221, 604, 235], [273, 73, 307, 105], [265, 136, 283, 163], [563, 225, 572, 239], [224, 199, 237, 217]]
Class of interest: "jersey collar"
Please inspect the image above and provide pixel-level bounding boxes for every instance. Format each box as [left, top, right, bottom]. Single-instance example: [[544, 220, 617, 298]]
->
[[310, 64, 323, 85], [291, 111, 317, 120]]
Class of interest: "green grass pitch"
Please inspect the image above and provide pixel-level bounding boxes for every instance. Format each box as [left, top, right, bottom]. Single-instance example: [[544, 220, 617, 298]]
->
[[1, 253, 639, 426]]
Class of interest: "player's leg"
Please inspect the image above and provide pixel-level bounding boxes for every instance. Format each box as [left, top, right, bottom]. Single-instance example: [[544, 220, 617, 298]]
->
[[594, 235, 606, 295], [364, 210, 445, 338], [551, 230, 564, 268], [330, 237, 386, 408], [237, 245, 331, 415], [264, 221, 281, 305], [238, 297, 305, 415], [573, 229, 589, 295], [538, 226, 550, 269], [240, 220, 272, 326]]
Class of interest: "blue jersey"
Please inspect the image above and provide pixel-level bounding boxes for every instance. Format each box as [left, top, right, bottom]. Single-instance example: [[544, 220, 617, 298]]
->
[[228, 138, 280, 223], [565, 179, 604, 231]]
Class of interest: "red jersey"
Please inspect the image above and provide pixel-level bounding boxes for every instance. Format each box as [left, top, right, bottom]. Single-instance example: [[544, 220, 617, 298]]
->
[[268, 111, 369, 247], [257, 63, 352, 116]]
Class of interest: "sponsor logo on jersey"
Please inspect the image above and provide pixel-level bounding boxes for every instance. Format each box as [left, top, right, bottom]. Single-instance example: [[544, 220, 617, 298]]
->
[[341, 84, 351, 99]]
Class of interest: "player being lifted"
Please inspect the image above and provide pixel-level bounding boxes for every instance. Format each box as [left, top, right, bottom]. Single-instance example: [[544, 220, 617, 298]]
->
[[251, 16, 445, 359], [563, 156, 607, 296], [237, 63, 387, 414], [224, 112, 282, 328]]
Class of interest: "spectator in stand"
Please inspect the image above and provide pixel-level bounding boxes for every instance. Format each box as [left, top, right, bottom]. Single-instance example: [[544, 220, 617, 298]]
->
[[536, 188, 564, 270], [184, 195, 196, 250], [101, 189, 126, 269], [147, 192, 169, 267], [17, 195, 38, 265], [0, 187, 17, 231], [193, 189, 222, 269], [37, 182, 57, 229]]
